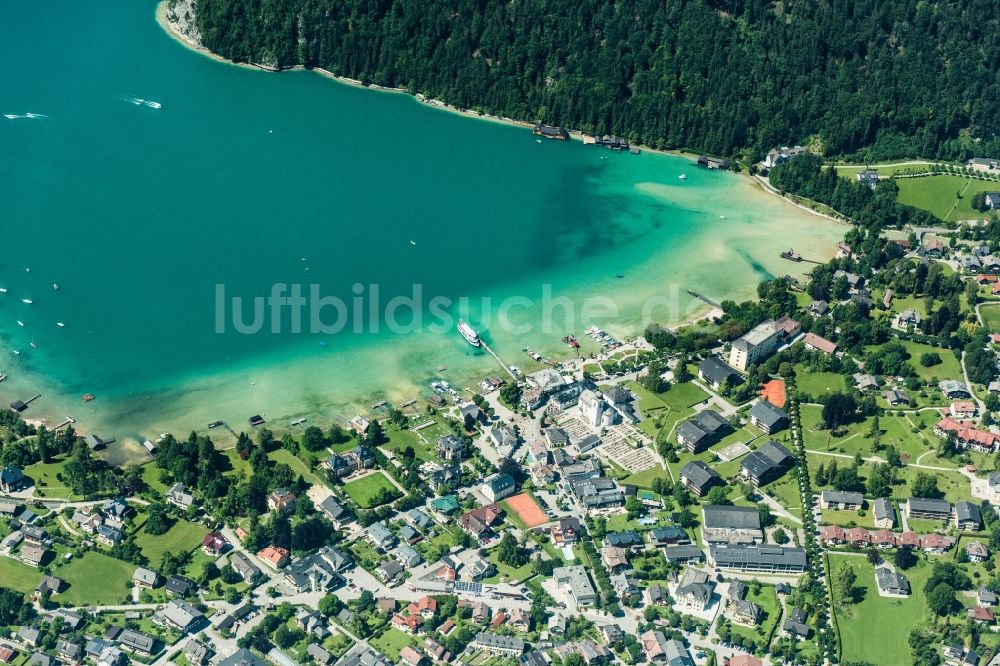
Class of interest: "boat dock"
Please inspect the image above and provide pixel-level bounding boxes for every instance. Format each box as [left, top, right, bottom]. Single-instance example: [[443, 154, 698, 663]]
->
[[10, 393, 42, 412], [480, 341, 518, 380], [686, 290, 721, 308], [780, 249, 821, 264], [53, 416, 75, 430]]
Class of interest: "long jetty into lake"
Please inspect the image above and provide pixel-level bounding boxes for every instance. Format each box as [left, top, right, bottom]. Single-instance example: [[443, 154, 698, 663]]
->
[[481, 341, 518, 380], [686, 289, 721, 308]]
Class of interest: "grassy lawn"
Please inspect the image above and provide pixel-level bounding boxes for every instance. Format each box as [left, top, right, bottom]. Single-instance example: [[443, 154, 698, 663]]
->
[[0, 556, 42, 593], [830, 554, 932, 665], [898, 340, 961, 381], [140, 461, 169, 494], [660, 382, 710, 410], [54, 551, 134, 605], [268, 448, 325, 486], [895, 174, 1000, 222], [626, 382, 669, 416], [136, 519, 209, 567], [821, 508, 874, 528], [762, 474, 803, 516], [382, 426, 433, 461], [486, 548, 535, 583], [795, 369, 847, 398], [981, 304, 1000, 332], [222, 448, 252, 479], [728, 584, 781, 647], [622, 465, 669, 489], [22, 457, 77, 499], [342, 471, 399, 508], [371, 628, 417, 660]]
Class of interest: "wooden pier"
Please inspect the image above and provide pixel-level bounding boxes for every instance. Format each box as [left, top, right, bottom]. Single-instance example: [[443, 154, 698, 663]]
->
[[53, 416, 75, 430], [686, 290, 721, 308], [481, 342, 518, 380]]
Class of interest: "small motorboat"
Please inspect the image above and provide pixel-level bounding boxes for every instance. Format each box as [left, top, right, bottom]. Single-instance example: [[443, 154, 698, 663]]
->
[[82, 393, 95, 402], [52, 284, 60, 291], [57, 322, 65, 327], [16, 321, 23, 327], [21, 298, 32, 304], [29, 341, 37, 349], [678, 174, 687, 180], [208, 420, 224, 429]]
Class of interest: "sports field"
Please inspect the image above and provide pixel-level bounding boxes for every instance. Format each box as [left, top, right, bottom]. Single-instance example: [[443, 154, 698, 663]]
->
[[503, 493, 548, 528]]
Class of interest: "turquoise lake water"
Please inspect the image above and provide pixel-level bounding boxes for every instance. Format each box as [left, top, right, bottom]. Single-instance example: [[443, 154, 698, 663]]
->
[[0, 0, 846, 461]]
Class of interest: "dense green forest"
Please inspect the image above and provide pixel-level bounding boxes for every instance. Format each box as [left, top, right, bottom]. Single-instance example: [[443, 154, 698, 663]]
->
[[179, 0, 1000, 160]]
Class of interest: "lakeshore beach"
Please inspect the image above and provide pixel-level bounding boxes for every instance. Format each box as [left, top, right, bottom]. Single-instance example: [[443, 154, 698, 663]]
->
[[0, 0, 847, 464]]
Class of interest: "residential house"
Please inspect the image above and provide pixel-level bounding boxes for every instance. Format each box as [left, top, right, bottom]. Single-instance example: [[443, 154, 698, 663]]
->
[[118, 629, 156, 656], [257, 545, 290, 570], [709, 544, 807, 573], [676, 410, 731, 453], [201, 531, 229, 555], [679, 461, 722, 497], [184, 639, 213, 665], [802, 332, 837, 354], [165, 482, 194, 508], [165, 575, 196, 597], [0, 467, 27, 493], [728, 318, 798, 371], [940, 381, 972, 399], [553, 565, 597, 606], [154, 599, 204, 633], [749, 401, 790, 434], [647, 526, 690, 547], [400, 646, 426, 666], [266, 488, 297, 513], [283, 547, 350, 593], [663, 545, 705, 565], [481, 474, 515, 502], [132, 567, 158, 589], [601, 546, 629, 573], [905, 497, 952, 521], [639, 631, 693, 665], [702, 505, 763, 544], [698, 357, 740, 390], [969, 606, 995, 625], [319, 496, 354, 528], [875, 567, 910, 596], [675, 569, 714, 611], [731, 600, 763, 626], [967, 541, 990, 563], [365, 522, 397, 551], [229, 552, 263, 583], [472, 633, 524, 657], [457, 504, 503, 544], [873, 498, 896, 528], [547, 518, 580, 546], [436, 435, 465, 462], [21, 544, 50, 569], [376, 560, 404, 585], [821, 490, 864, 511], [605, 531, 643, 549], [955, 501, 983, 531], [739, 441, 795, 487], [782, 608, 810, 639]]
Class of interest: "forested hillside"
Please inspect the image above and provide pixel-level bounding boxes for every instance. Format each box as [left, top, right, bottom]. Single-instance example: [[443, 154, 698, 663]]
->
[[181, 0, 1000, 160]]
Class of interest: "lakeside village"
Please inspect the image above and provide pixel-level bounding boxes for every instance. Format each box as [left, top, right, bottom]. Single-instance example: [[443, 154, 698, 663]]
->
[[14, 161, 1000, 666]]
